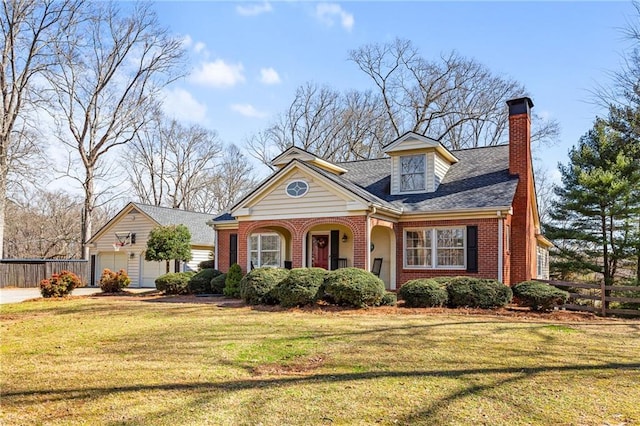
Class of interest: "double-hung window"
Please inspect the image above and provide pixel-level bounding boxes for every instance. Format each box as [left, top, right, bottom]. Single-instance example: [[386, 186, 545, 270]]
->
[[249, 234, 281, 267], [404, 227, 466, 269], [400, 154, 425, 192]]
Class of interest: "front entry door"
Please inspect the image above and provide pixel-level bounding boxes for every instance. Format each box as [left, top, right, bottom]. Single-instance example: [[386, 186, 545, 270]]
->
[[312, 235, 329, 269]]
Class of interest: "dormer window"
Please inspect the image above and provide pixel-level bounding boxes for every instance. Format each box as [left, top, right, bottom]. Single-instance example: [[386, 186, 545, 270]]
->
[[400, 154, 425, 192]]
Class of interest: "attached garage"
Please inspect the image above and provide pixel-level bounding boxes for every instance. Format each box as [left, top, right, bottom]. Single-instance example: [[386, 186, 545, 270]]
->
[[140, 260, 168, 288], [88, 202, 215, 289]]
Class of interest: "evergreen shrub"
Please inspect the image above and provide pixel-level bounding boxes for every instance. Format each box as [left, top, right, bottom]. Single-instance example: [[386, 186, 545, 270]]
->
[[322, 267, 385, 308], [240, 267, 289, 305], [446, 277, 512, 308], [399, 279, 448, 308], [512, 281, 570, 311]]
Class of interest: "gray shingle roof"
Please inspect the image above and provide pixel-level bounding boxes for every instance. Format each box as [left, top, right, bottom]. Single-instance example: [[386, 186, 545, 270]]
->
[[213, 144, 518, 222], [133, 203, 215, 246], [338, 145, 518, 213]]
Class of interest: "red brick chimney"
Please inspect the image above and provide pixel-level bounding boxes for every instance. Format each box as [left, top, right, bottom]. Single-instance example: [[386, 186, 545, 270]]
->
[[507, 97, 535, 285]]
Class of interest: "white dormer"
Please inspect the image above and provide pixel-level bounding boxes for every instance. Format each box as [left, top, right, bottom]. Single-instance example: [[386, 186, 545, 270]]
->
[[383, 132, 458, 195], [270, 146, 347, 175]]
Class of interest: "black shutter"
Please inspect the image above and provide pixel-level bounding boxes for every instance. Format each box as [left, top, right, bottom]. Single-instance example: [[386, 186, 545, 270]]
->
[[466, 226, 478, 273], [229, 233, 238, 267], [90, 255, 96, 287], [330, 230, 340, 270]]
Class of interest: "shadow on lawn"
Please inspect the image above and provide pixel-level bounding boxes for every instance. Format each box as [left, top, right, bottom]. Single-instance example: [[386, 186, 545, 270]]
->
[[5, 361, 639, 401]]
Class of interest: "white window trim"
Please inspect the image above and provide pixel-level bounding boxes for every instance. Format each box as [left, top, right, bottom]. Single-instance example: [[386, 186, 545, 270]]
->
[[399, 154, 426, 194], [403, 227, 467, 270], [285, 180, 309, 198], [249, 233, 282, 269]]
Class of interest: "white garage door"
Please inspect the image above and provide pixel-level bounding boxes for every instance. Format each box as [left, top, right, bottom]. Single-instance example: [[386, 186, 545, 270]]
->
[[97, 252, 128, 284], [141, 260, 166, 288]]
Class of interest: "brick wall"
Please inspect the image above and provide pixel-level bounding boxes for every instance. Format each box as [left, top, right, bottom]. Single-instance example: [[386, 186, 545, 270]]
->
[[215, 229, 236, 272], [396, 218, 501, 287], [236, 216, 367, 273], [508, 99, 535, 285]]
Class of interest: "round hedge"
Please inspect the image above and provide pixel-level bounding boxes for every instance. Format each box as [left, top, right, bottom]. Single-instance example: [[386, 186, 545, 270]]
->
[[271, 268, 326, 307], [446, 277, 512, 309], [380, 291, 397, 306], [399, 279, 448, 308], [188, 269, 222, 294], [239, 267, 290, 305], [322, 267, 386, 308], [210, 273, 227, 294], [198, 260, 215, 270], [512, 280, 569, 311], [155, 272, 194, 295]]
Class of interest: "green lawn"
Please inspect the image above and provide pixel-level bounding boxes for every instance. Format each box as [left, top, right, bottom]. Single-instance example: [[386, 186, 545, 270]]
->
[[1, 296, 639, 425]]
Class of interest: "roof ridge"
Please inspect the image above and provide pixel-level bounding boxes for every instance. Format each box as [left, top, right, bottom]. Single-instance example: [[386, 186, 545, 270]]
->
[[133, 202, 214, 217]]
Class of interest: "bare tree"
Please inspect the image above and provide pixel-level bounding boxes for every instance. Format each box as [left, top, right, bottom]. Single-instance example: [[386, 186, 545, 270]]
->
[[246, 83, 394, 168], [349, 38, 559, 150], [4, 189, 82, 258], [44, 1, 185, 259], [191, 145, 258, 213], [125, 113, 223, 211], [0, 0, 79, 257]]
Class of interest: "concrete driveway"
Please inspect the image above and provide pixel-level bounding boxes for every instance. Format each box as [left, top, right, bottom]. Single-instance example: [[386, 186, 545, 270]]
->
[[0, 287, 152, 304]]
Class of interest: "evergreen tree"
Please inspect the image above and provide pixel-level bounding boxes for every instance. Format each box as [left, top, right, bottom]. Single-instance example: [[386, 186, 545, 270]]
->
[[547, 118, 640, 291], [145, 225, 192, 273]]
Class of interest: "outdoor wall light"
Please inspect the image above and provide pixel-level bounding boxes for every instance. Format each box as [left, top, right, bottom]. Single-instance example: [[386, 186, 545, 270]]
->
[[342, 233, 348, 243]]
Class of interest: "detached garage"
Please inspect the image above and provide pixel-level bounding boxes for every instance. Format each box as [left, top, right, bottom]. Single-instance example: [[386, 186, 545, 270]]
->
[[87, 202, 215, 288]]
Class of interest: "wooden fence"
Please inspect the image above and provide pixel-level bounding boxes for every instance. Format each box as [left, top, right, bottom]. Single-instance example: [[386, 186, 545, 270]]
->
[[541, 279, 640, 318], [0, 259, 89, 288]]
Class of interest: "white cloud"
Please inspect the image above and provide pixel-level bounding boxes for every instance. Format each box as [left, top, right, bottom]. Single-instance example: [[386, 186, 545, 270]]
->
[[231, 103, 268, 118], [316, 3, 354, 32], [260, 67, 281, 85], [162, 88, 208, 123], [236, 1, 272, 16], [181, 34, 193, 48], [194, 42, 206, 54], [190, 60, 245, 88]]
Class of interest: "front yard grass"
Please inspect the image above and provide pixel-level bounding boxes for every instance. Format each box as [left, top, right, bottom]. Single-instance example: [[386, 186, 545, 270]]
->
[[1, 297, 639, 425]]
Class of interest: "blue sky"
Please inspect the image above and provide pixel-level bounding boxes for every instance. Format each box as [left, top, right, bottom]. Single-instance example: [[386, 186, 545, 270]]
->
[[152, 1, 636, 179]]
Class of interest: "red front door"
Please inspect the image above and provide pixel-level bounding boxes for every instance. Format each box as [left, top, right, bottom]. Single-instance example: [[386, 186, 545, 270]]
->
[[312, 235, 329, 269]]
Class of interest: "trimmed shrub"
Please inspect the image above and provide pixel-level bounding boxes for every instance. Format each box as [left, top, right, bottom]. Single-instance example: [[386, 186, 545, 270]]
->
[[446, 277, 512, 308], [198, 260, 215, 270], [210, 273, 227, 294], [322, 268, 386, 308], [271, 268, 326, 308], [155, 272, 194, 295], [430, 277, 455, 285], [40, 270, 82, 298], [380, 291, 397, 306], [188, 268, 222, 294], [513, 281, 570, 311], [223, 264, 243, 298], [240, 267, 290, 305], [399, 279, 448, 308], [99, 269, 131, 293]]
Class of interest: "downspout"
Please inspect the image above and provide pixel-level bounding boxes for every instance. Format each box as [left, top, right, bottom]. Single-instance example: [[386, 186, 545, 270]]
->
[[366, 206, 377, 271], [497, 213, 503, 284], [213, 225, 219, 271]]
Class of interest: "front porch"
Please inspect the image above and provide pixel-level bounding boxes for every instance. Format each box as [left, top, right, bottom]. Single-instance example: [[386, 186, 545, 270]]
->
[[226, 216, 397, 289]]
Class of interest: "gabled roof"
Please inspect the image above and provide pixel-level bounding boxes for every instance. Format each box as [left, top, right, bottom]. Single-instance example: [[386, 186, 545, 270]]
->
[[228, 159, 400, 217], [216, 144, 518, 222], [338, 144, 517, 213], [383, 131, 459, 164], [90, 202, 215, 246], [270, 146, 348, 174]]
